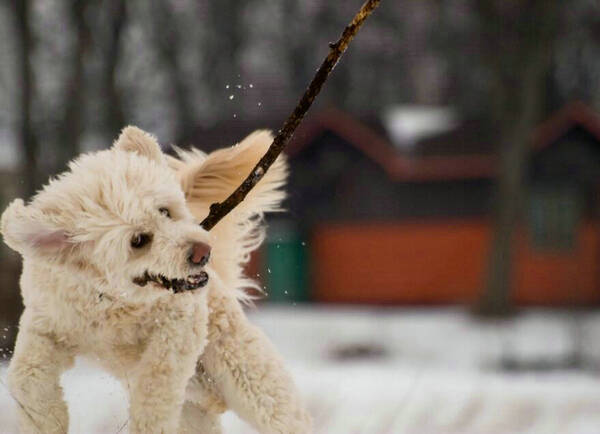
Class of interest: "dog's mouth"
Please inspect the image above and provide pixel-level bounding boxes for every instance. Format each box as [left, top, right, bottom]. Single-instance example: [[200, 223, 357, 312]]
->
[[132, 271, 209, 293]]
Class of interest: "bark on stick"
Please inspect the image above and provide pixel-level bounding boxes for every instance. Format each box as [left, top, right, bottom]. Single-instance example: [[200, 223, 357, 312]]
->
[[200, 0, 381, 230]]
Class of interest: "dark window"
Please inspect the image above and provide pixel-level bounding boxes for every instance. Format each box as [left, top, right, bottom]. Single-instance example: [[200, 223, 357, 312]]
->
[[528, 185, 582, 251]]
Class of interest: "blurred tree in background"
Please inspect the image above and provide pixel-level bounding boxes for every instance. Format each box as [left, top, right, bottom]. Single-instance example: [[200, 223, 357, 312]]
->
[[0, 0, 404, 192], [2, 0, 600, 314], [12, 0, 37, 198], [473, 0, 563, 315], [2, 0, 595, 188]]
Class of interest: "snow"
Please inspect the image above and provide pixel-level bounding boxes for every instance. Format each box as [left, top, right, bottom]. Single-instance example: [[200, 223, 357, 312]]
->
[[383, 105, 458, 149], [2, 307, 600, 433]]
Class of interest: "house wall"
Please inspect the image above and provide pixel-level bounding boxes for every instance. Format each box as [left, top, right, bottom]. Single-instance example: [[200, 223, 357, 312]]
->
[[288, 131, 493, 223], [311, 220, 600, 305], [288, 131, 401, 224]]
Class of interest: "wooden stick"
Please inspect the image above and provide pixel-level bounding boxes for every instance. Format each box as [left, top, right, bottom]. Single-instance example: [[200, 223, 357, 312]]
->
[[200, 0, 382, 230]]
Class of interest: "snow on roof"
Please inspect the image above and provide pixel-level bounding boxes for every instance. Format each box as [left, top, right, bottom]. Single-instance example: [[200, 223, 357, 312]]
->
[[383, 105, 459, 149]]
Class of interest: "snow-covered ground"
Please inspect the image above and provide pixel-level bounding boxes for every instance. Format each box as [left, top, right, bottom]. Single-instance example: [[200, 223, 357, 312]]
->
[[2, 306, 600, 433]]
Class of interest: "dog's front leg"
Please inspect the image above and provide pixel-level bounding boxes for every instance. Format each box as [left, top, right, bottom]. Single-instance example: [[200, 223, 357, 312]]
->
[[202, 293, 313, 434], [128, 299, 208, 434], [7, 322, 74, 434]]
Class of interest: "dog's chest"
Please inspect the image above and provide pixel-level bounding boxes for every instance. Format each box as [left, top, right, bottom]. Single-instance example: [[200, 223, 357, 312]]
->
[[52, 293, 151, 357], [77, 293, 206, 357]]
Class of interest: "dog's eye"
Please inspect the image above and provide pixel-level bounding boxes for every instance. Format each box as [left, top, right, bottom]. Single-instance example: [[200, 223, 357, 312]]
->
[[131, 233, 152, 249], [159, 207, 171, 219]]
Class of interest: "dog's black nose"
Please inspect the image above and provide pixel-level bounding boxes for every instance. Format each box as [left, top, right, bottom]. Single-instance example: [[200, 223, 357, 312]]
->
[[188, 242, 211, 266]]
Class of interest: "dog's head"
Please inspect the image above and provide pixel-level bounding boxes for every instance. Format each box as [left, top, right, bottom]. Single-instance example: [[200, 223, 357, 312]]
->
[[0, 127, 212, 300]]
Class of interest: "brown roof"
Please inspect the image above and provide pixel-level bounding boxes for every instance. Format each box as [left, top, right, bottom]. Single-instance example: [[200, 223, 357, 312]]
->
[[533, 101, 600, 150], [287, 103, 600, 182], [287, 107, 495, 181]]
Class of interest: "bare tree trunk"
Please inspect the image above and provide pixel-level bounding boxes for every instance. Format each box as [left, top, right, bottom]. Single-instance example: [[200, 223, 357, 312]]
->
[[479, 65, 546, 315], [201, 0, 244, 119], [102, 0, 127, 138], [477, 0, 561, 315], [281, 1, 313, 96], [14, 0, 38, 197], [146, 0, 195, 144], [59, 0, 91, 168]]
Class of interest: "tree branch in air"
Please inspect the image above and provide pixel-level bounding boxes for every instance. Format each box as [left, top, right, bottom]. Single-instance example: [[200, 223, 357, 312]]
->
[[200, 0, 382, 231]]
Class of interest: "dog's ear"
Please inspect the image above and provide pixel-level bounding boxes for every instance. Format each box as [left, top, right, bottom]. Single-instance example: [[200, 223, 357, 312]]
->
[[113, 126, 165, 165], [0, 199, 72, 256], [173, 130, 287, 215]]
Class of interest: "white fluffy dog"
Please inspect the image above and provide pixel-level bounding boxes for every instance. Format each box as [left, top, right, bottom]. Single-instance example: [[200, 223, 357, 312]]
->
[[1, 127, 312, 433]]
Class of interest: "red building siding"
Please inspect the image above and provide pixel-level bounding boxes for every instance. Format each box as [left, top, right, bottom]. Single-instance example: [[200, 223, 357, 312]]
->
[[311, 221, 600, 305]]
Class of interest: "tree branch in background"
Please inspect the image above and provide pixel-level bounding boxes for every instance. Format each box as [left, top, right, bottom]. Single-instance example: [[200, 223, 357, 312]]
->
[[200, 0, 382, 231], [103, 0, 127, 138], [60, 0, 92, 167], [202, 0, 244, 122], [476, 0, 562, 315], [146, 0, 195, 144], [13, 0, 38, 198]]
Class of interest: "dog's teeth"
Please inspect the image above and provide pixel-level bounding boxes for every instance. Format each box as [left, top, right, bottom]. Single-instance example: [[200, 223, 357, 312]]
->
[[135, 272, 208, 293]]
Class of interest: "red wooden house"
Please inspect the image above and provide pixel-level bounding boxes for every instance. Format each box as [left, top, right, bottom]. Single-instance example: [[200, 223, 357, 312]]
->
[[265, 102, 600, 306]]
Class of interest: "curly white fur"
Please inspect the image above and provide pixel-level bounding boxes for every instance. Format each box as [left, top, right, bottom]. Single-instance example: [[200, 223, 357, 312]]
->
[[1, 127, 312, 433]]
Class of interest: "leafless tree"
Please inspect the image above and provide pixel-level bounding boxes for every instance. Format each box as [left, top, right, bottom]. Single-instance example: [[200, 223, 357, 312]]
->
[[12, 0, 37, 197], [201, 0, 244, 120], [101, 0, 127, 139], [476, 0, 562, 315], [145, 0, 196, 144], [58, 0, 92, 167]]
